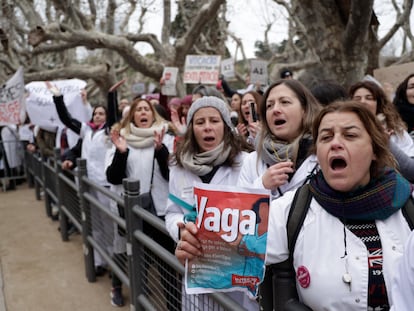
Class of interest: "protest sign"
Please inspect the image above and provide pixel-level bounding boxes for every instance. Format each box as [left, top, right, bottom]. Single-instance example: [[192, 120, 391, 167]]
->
[[373, 62, 414, 89], [131, 82, 146, 96], [221, 58, 235, 79], [183, 55, 221, 84], [0, 66, 26, 125], [185, 182, 270, 299], [25, 79, 88, 130], [161, 67, 179, 96], [250, 60, 268, 85]]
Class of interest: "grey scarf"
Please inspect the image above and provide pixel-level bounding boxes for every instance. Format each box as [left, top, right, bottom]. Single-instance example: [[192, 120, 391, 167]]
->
[[259, 133, 299, 166], [181, 142, 231, 176]]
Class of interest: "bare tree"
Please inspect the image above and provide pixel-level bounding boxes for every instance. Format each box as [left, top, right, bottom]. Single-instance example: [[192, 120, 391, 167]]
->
[[267, 0, 413, 87], [0, 0, 226, 98], [1, 0, 413, 95]]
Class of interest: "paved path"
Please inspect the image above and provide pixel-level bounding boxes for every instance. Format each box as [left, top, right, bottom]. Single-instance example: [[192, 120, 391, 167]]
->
[[0, 183, 128, 311]]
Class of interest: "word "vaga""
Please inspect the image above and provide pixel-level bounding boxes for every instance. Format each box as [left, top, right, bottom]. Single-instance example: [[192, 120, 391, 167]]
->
[[196, 195, 256, 243]]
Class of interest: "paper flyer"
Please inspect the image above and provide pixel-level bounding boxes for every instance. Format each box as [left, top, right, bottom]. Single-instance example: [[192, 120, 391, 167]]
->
[[185, 182, 270, 299]]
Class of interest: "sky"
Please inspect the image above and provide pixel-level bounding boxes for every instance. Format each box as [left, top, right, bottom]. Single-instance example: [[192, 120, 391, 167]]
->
[[131, 0, 409, 60], [134, 0, 287, 59]]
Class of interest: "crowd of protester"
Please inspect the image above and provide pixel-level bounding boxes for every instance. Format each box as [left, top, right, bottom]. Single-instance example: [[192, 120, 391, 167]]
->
[[3, 67, 414, 310]]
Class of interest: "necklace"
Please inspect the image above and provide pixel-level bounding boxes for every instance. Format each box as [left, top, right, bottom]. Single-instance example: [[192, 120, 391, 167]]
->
[[271, 142, 291, 162]]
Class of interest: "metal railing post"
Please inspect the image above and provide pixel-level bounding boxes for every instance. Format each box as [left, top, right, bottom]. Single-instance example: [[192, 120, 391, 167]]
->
[[54, 148, 69, 241], [77, 158, 96, 282], [123, 178, 141, 311], [41, 152, 54, 218]]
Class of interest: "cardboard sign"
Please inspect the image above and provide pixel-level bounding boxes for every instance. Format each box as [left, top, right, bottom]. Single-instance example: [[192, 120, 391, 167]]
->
[[0, 67, 26, 125], [373, 62, 414, 89], [183, 55, 221, 84]]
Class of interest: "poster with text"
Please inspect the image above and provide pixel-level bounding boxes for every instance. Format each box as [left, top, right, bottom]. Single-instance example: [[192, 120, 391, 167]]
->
[[221, 58, 235, 79], [161, 67, 179, 96], [0, 66, 26, 125], [185, 182, 270, 299], [250, 60, 268, 85], [183, 55, 221, 84], [25, 79, 88, 131]]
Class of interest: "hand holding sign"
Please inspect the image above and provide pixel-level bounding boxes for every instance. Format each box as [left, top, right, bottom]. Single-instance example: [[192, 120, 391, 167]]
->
[[45, 81, 61, 96]]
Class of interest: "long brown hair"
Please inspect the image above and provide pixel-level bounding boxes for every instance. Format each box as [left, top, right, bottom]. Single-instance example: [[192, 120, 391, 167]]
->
[[120, 98, 163, 133], [256, 79, 321, 166]]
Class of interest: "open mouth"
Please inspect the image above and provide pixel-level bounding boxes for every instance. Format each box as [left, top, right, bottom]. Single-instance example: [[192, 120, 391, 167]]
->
[[330, 158, 347, 170], [274, 119, 286, 126], [204, 136, 215, 142]]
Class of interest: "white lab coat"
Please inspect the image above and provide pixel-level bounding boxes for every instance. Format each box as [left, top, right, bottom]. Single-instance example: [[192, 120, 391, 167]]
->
[[165, 151, 260, 311], [106, 132, 174, 217], [165, 152, 247, 242], [390, 131, 414, 157], [267, 188, 413, 311], [1, 125, 23, 168], [79, 123, 111, 186], [391, 230, 414, 311], [237, 151, 319, 199]]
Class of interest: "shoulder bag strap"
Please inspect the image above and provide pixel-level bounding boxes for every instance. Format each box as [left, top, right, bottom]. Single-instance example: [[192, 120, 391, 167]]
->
[[402, 196, 414, 230]]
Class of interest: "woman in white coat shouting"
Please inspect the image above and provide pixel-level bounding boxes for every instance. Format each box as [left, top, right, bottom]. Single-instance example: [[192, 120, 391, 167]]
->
[[237, 79, 322, 199], [166, 96, 258, 310], [105, 97, 177, 309]]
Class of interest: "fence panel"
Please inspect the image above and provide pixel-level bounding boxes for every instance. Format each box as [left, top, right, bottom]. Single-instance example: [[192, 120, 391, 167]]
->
[[24, 150, 245, 311]]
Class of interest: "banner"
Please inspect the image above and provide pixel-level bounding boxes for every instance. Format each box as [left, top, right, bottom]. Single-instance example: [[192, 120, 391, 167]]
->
[[185, 182, 270, 299], [183, 55, 221, 84], [0, 67, 26, 125], [161, 67, 179, 96], [25, 79, 88, 130], [250, 60, 268, 85]]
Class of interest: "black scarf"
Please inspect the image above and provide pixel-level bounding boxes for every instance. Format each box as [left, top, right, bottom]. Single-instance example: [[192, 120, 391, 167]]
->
[[309, 168, 412, 220]]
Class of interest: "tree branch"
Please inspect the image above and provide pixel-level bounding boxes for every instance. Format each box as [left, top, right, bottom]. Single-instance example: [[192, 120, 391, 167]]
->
[[29, 24, 164, 78], [378, 0, 413, 49], [175, 0, 225, 66], [24, 63, 110, 84]]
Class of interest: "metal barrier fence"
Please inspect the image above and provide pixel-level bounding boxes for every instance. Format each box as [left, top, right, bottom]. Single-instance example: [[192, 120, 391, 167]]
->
[[25, 148, 246, 311], [0, 139, 27, 192]]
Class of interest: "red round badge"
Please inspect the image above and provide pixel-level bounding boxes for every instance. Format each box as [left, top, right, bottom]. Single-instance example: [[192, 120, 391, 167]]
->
[[296, 266, 310, 288]]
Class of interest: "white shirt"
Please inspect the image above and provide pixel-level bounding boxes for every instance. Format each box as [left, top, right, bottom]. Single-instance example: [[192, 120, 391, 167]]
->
[[237, 151, 319, 199]]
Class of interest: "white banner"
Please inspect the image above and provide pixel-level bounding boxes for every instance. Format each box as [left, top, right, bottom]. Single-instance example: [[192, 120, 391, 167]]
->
[[161, 67, 179, 96], [0, 67, 26, 125], [25, 79, 88, 130], [183, 55, 221, 84], [250, 60, 268, 85]]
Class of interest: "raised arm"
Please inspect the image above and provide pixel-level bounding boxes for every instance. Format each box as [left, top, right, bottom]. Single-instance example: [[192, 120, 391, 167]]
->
[[46, 82, 82, 134]]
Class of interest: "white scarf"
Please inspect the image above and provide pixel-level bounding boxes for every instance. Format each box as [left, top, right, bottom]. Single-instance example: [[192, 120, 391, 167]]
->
[[120, 122, 168, 149]]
